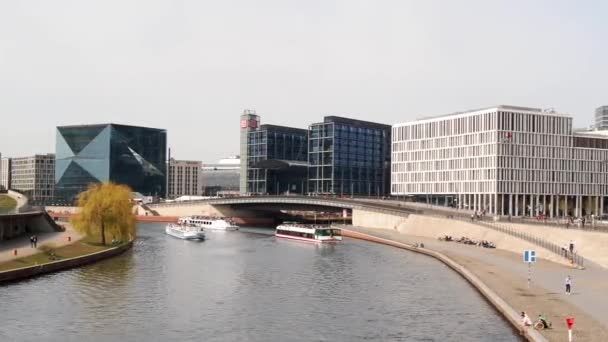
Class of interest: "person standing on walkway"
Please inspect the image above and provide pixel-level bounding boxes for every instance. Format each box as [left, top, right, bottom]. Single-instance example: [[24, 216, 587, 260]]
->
[[569, 240, 575, 254], [565, 275, 572, 295], [29, 236, 34, 248], [33, 235, 38, 248]]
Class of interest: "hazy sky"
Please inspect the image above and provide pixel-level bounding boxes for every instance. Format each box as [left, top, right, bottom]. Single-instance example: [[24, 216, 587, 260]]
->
[[1, 0, 607, 162]]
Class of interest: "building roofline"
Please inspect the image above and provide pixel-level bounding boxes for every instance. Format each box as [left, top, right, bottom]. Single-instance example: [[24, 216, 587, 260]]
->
[[57, 123, 166, 132], [393, 105, 571, 127], [258, 124, 308, 135], [312, 116, 390, 130]]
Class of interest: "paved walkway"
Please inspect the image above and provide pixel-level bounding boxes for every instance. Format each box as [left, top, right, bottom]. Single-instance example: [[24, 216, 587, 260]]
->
[[346, 226, 608, 340], [0, 225, 83, 263]]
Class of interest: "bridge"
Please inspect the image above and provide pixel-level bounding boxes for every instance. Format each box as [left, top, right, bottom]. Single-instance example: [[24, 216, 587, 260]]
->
[[147, 195, 590, 266], [147, 196, 422, 227]]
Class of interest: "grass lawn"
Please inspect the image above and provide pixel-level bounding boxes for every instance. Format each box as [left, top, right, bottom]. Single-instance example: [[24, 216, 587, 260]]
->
[[0, 195, 17, 214], [0, 238, 119, 272]]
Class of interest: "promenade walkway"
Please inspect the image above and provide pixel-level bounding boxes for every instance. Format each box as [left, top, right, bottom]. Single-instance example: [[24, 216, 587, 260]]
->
[[0, 225, 83, 263], [346, 226, 608, 342]]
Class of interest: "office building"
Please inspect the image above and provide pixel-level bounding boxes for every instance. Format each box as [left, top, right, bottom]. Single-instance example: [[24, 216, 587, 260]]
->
[[240, 110, 260, 194], [595, 106, 608, 130], [308, 117, 391, 196], [392, 105, 608, 217], [168, 158, 202, 198], [239, 110, 308, 195], [201, 156, 240, 196], [0, 155, 8, 191], [10, 154, 55, 203], [55, 124, 167, 202], [245, 123, 308, 195]]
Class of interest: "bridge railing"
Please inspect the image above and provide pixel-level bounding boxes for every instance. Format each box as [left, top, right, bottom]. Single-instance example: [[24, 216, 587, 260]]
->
[[148, 195, 421, 217]]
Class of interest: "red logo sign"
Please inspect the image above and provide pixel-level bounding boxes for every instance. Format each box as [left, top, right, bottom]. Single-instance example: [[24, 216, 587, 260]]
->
[[566, 317, 575, 329], [241, 119, 258, 129]]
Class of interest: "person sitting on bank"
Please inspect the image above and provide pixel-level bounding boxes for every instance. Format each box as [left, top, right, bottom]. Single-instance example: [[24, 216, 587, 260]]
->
[[521, 312, 532, 327], [538, 314, 550, 329]]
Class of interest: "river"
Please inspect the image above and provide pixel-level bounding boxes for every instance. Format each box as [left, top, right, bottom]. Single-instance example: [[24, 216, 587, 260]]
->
[[0, 222, 520, 341]]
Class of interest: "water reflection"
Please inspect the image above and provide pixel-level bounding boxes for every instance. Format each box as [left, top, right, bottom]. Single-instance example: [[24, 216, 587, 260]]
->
[[0, 223, 520, 342]]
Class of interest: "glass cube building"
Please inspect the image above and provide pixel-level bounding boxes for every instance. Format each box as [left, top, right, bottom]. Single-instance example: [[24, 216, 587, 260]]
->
[[246, 125, 308, 194], [308, 116, 391, 196], [55, 124, 167, 202]]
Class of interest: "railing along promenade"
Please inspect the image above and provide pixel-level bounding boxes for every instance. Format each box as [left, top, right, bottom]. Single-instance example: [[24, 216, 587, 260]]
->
[[353, 199, 586, 268]]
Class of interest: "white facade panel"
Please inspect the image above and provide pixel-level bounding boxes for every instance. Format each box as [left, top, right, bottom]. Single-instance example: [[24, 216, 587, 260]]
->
[[392, 105, 608, 217]]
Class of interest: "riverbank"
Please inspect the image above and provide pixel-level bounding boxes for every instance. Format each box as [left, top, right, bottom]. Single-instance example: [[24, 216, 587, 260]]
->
[[341, 226, 608, 342], [0, 195, 17, 214], [0, 239, 133, 283]]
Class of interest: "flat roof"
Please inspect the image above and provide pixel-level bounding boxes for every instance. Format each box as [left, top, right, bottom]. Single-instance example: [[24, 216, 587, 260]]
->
[[258, 124, 308, 135], [574, 130, 608, 139], [57, 123, 167, 132], [394, 105, 570, 127], [312, 116, 390, 130]]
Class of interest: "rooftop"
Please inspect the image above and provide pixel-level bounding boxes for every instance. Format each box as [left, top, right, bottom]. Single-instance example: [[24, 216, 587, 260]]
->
[[57, 123, 166, 132], [419, 105, 551, 121], [392, 105, 570, 127], [312, 116, 390, 130], [258, 124, 308, 135]]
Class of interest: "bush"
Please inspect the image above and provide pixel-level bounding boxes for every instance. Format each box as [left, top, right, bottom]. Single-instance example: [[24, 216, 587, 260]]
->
[[38, 242, 58, 260]]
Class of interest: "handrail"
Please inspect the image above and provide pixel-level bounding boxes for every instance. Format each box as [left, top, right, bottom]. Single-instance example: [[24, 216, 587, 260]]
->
[[423, 212, 585, 268]]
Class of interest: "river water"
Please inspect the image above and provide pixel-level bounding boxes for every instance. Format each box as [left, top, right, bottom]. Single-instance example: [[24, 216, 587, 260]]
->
[[0, 223, 520, 341]]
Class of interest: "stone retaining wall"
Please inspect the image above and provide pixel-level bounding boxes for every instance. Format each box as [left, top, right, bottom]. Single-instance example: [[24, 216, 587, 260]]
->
[[0, 241, 133, 283], [342, 229, 548, 342]]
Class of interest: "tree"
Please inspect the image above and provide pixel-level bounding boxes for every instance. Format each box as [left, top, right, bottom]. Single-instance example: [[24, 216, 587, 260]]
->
[[72, 182, 136, 245]]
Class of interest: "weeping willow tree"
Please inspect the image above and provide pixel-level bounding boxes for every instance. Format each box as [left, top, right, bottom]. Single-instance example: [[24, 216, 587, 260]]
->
[[72, 182, 136, 245]]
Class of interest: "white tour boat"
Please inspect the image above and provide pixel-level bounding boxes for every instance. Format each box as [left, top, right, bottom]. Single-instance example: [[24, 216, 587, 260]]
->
[[275, 223, 342, 243], [165, 223, 206, 240], [178, 216, 239, 231]]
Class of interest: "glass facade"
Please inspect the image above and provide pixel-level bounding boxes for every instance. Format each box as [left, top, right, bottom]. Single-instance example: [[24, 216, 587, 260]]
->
[[55, 124, 167, 202], [308, 117, 390, 196], [246, 125, 308, 194]]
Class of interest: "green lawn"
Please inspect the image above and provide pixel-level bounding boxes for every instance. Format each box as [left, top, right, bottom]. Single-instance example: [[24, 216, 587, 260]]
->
[[0, 238, 117, 272], [0, 195, 17, 214]]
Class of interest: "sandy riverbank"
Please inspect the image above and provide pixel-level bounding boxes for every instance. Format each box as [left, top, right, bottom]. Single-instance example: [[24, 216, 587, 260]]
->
[[346, 226, 608, 342]]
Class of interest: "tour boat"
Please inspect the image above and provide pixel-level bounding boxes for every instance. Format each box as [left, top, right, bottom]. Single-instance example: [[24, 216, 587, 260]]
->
[[178, 216, 239, 231], [275, 223, 342, 243], [165, 223, 206, 240]]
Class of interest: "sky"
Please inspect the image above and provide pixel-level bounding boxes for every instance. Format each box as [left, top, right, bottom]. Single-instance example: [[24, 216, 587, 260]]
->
[[1, 0, 607, 162]]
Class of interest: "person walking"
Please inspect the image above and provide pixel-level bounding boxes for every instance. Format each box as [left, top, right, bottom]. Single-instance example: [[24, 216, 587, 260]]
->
[[29, 236, 34, 248], [565, 275, 572, 295], [33, 235, 38, 248], [569, 240, 575, 254]]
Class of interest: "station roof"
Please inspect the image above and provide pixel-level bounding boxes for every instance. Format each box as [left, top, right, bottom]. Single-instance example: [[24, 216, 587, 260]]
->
[[251, 159, 308, 169]]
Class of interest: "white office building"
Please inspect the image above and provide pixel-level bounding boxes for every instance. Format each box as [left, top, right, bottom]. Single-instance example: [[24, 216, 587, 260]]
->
[[167, 158, 202, 199], [0, 155, 8, 191], [10, 154, 55, 203], [595, 105, 608, 131], [392, 105, 608, 218]]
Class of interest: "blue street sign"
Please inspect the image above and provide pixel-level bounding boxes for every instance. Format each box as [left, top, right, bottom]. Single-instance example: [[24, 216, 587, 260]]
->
[[524, 250, 537, 263]]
